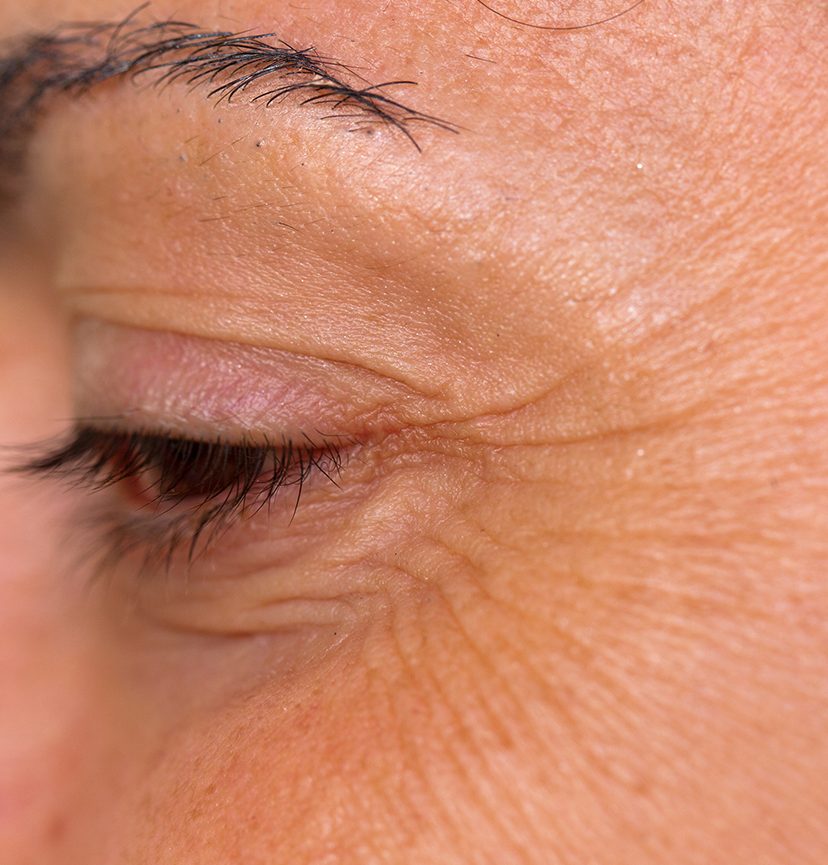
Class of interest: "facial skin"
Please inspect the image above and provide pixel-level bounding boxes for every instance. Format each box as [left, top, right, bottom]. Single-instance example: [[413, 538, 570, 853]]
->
[[0, 1, 826, 863]]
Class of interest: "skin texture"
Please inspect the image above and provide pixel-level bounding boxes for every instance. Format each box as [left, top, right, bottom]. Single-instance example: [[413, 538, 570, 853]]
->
[[0, 1, 826, 863]]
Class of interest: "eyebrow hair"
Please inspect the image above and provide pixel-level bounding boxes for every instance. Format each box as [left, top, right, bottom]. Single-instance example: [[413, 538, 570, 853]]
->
[[0, 4, 454, 189]]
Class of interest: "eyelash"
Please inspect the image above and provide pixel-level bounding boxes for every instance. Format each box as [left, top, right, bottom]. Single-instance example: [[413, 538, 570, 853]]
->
[[17, 424, 346, 567]]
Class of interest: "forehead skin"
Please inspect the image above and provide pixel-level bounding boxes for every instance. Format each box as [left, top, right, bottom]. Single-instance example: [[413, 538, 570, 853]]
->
[[0, 1, 827, 864]]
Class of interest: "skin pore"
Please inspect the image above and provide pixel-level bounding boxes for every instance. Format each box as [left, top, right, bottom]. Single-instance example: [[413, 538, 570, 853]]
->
[[0, 1, 826, 863]]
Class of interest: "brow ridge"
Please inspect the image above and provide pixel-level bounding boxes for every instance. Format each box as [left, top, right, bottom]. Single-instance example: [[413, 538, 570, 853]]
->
[[0, 4, 455, 186]]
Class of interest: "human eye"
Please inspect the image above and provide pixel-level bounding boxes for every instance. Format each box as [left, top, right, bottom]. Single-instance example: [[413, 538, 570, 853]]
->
[[4, 316, 425, 634], [0, 0, 475, 636]]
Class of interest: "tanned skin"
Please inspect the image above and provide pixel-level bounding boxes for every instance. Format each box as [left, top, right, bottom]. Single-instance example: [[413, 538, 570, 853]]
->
[[0, 2, 826, 863]]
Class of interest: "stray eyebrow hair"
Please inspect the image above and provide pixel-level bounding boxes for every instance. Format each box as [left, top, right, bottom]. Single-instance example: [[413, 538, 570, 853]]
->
[[0, 4, 454, 186]]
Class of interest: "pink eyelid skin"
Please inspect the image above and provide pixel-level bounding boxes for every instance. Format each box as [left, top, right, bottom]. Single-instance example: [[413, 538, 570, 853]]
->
[[72, 318, 411, 440]]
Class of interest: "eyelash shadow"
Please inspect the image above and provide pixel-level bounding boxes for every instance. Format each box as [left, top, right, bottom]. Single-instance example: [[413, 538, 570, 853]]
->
[[15, 423, 347, 569]]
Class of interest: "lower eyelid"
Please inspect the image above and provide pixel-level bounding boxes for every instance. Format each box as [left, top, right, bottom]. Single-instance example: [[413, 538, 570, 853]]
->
[[20, 419, 451, 638], [126, 444, 452, 635], [93, 452, 383, 614]]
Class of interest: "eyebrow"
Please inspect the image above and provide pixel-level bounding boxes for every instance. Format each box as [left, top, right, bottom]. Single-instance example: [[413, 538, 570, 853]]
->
[[0, 5, 454, 186]]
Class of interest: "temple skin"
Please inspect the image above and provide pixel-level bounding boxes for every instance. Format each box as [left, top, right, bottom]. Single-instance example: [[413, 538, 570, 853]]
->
[[0, 1, 826, 863]]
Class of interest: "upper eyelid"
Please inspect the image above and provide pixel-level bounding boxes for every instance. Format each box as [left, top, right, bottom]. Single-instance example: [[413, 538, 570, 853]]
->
[[0, 7, 456, 196]]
